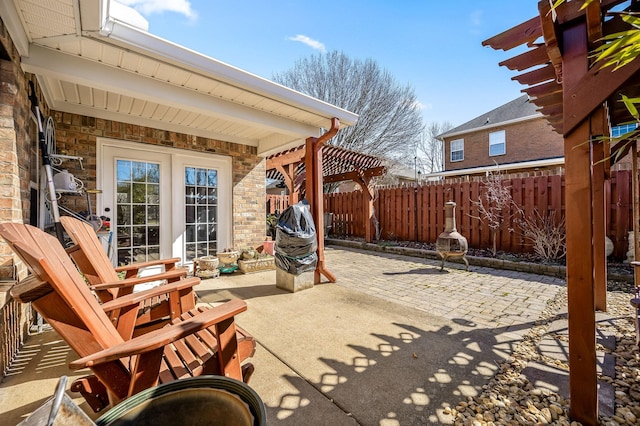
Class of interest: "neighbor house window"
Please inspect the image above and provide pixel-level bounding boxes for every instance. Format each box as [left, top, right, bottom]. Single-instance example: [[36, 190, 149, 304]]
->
[[611, 123, 638, 138], [450, 139, 464, 162], [489, 130, 506, 156]]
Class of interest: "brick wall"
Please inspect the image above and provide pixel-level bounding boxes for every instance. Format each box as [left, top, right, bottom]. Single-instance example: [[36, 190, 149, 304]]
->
[[53, 112, 267, 250], [0, 18, 37, 282], [232, 149, 266, 249], [0, 18, 35, 375], [444, 117, 563, 171]]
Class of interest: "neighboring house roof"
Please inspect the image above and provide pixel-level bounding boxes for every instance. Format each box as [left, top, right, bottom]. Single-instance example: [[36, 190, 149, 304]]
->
[[438, 95, 540, 139], [0, 0, 358, 156]]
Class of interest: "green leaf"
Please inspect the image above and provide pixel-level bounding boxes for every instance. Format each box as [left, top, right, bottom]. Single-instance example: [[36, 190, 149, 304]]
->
[[551, 0, 596, 12], [621, 94, 640, 120]]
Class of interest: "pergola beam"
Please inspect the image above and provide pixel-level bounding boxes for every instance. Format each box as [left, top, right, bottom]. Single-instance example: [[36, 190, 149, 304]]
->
[[266, 149, 306, 170], [266, 144, 385, 247], [563, 56, 640, 136], [322, 166, 385, 184]]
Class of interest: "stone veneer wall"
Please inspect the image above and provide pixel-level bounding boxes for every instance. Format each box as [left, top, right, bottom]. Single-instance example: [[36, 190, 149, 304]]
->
[[53, 112, 267, 250]]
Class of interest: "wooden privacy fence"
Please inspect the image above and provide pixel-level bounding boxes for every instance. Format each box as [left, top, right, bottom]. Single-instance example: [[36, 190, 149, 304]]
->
[[266, 194, 289, 214], [321, 170, 633, 259], [265, 171, 633, 259]]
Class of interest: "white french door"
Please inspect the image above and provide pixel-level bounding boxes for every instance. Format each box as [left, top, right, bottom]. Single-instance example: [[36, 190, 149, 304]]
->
[[98, 139, 232, 266]]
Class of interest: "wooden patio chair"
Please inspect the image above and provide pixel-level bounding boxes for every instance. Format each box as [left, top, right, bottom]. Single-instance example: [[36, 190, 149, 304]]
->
[[61, 216, 193, 335], [60, 216, 255, 371], [0, 222, 256, 412]]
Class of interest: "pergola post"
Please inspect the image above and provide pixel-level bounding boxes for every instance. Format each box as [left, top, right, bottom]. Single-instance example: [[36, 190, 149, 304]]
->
[[592, 107, 608, 311], [305, 118, 340, 284], [563, 22, 598, 425], [355, 175, 375, 243]]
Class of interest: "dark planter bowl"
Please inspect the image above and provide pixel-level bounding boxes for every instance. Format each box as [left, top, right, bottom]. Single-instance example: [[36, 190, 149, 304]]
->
[[96, 376, 266, 426]]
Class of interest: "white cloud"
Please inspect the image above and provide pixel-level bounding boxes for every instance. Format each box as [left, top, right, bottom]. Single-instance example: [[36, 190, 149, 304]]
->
[[287, 34, 326, 53], [470, 10, 483, 28], [117, 0, 197, 20], [413, 100, 432, 111]]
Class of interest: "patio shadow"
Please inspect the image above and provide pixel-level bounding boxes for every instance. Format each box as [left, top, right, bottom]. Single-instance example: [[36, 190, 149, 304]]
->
[[0, 329, 98, 424], [195, 274, 546, 424], [258, 319, 530, 425], [383, 267, 449, 276]]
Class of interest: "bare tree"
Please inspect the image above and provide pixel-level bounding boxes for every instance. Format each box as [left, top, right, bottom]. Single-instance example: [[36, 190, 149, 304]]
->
[[416, 121, 452, 174], [273, 51, 424, 162]]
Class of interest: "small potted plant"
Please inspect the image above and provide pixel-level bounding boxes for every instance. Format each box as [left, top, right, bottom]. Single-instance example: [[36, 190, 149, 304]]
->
[[217, 248, 239, 269], [266, 213, 279, 239], [237, 246, 275, 273], [240, 247, 257, 260]]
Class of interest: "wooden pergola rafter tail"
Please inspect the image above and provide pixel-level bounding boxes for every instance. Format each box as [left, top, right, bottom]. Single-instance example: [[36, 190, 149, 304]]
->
[[511, 65, 558, 85], [481, 16, 542, 51], [483, 1, 640, 424]]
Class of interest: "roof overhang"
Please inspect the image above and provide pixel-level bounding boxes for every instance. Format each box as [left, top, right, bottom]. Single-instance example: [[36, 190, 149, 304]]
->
[[425, 156, 564, 178], [0, 0, 358, 157]]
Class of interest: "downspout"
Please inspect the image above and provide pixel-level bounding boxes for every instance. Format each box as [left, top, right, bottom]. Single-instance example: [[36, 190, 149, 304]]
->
[[305, 118, 340, 283]]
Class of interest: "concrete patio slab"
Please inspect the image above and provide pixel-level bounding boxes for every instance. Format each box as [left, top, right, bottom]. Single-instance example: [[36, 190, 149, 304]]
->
[[196, 273, 507, 425], [0, 245, 569, 425]]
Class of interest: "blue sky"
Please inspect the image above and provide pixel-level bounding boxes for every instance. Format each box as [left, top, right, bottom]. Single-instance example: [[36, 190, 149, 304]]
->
[[118, 1, 539, 127]]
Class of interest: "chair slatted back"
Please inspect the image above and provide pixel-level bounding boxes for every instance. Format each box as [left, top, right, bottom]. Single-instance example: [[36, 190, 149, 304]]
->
[[61, 216, 121, 298], [1, 223, 124, 351]]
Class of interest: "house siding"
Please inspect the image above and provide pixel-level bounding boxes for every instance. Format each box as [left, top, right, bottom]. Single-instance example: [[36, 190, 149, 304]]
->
[[53, 112, 267, 251], [443, 117, 563, 171]]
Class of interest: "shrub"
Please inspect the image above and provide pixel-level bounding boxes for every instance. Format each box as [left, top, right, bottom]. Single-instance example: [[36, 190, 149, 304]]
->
[[518, 209, 566, 262]]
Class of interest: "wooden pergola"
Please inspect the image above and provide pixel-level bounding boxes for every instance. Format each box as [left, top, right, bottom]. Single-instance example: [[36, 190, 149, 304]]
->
[[266, 132, 385, 283], [484, 1, 640, 424]]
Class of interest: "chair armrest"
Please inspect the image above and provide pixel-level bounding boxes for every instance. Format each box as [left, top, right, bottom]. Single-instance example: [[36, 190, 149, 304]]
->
[[90, 269, 187, 291], [69, 299, 247, 369], [99, 277, 199, 312], [115, 257, 182, 274]]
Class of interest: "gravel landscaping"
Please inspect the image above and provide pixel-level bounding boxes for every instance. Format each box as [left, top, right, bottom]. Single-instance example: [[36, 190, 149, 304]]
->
[[449, 281, 639, 426]]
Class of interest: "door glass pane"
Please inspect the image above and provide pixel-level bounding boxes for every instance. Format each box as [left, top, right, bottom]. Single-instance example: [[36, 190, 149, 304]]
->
[[185, 166, 218, 262], [116, 159, 161, 266]]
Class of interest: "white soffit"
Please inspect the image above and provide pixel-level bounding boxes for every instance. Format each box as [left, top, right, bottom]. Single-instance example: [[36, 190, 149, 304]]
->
[[5, 0, 358, 155]]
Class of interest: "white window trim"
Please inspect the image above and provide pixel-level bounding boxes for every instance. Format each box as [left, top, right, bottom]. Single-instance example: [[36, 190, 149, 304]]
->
[[489, 130, 506, 157], [450, 139, 464, 162]]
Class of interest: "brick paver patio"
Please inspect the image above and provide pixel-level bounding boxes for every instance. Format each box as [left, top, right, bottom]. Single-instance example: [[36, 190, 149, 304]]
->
[[325, 246, 565, 338]]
